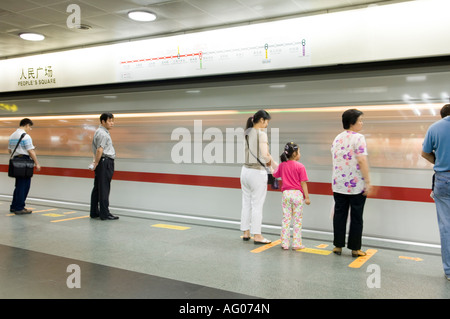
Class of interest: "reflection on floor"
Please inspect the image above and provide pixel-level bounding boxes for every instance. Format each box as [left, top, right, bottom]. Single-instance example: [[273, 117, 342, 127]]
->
[[0, 200, 448, 300]]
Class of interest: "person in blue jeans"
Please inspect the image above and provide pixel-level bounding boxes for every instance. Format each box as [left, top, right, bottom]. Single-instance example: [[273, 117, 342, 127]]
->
[[422, 104, 450, 281]]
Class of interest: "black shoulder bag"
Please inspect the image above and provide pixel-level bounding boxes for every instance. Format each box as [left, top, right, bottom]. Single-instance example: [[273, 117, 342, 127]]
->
[[8, 133, 35, 178], [245, 134, 279, 190]]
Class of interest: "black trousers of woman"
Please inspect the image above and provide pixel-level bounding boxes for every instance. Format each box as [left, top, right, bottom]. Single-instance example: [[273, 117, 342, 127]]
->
[[90, 157, 114, 219], [333, 192, 367, 250]]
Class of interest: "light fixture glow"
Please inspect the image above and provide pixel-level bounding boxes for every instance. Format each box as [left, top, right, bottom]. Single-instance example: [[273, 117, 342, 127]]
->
[[19, 32, 45, 41], [269, 84, 286, 89], [0, 103, 444, 123], [128, 10, 157, 22]]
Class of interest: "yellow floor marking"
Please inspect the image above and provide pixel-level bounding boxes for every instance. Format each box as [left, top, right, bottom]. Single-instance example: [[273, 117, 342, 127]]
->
[[399, 256, 423, 262], [295, 247, 333, 255], [51, 215, 89, 223], [251, 239, 281, 253], [33, 208, 57, 213], [348, 249, 378, 268], [63, 211, 77, 215], [316, 244, 329, 249], [42, 213, 65, 217], [151, 224, 190, 230]]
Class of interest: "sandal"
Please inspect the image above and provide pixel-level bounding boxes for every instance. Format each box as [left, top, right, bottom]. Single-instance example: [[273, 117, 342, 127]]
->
[[352, 250, 367, 257], [254, 238, 271, 245], [333, 247, 342, 255]]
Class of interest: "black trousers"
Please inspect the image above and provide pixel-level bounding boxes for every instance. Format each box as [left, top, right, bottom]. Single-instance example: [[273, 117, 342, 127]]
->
[[90, 157, 114, 219], [333, 192, 367, 250], [11, 177, 31, 211]]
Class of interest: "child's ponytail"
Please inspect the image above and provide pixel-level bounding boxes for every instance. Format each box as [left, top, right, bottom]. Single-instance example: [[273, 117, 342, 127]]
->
[[280, 142, 299, 162]]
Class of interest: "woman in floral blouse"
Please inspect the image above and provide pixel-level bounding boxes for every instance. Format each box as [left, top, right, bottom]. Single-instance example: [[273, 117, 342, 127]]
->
[[331, 109, 372, 257]]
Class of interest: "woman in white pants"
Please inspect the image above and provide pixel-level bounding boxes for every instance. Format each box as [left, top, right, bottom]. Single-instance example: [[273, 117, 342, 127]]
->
[[241, 110, 278, 244]]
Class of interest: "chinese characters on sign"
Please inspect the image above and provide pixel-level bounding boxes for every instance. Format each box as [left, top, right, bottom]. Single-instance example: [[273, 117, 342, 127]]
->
[[18, 66, 56, 87]]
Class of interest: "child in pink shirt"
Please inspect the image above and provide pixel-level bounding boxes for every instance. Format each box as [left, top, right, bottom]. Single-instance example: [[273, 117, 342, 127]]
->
[[273, 142, 310, 250]]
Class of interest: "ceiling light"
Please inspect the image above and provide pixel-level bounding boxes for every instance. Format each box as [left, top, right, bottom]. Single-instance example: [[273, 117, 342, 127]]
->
[[128, 10, 157, 22], [19, 32, 45, 41], [76, 24, 92, 31], [269, 84, 286, 89]]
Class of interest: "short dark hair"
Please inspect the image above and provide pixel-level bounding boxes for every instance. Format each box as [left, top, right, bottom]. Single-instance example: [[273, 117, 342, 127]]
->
[[100, 112, 114, 123], [440, 104, 450, 118], [19, 118, 33, 127], [342, 109, 363, 129]]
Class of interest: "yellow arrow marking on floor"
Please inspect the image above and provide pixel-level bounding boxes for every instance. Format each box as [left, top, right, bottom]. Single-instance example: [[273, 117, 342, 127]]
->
[[33, 209, 57, 213], [295, 247, 333, 255], [316, 244, 329, 249], [51, 216, 89, 223], [399, 256, 423, 262], [251, 239, 281, 253], [348, 249, 378, 268], [42, 213, 65, 217], [151, 224, 190, 230]]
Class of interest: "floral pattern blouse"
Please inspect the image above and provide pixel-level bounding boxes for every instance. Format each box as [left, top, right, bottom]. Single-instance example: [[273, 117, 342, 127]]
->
[[331, 131, 368, 194]]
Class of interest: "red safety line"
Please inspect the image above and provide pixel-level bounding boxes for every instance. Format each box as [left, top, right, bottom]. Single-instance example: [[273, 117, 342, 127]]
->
[[0, 165, 434, 203]]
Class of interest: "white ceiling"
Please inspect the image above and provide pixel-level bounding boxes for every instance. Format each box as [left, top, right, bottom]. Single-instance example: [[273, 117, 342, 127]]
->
[[0, 0, 411, 60]]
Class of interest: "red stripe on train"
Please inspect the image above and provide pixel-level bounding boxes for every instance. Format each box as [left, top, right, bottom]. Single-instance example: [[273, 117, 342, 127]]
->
[[0, 165, 434, 203]]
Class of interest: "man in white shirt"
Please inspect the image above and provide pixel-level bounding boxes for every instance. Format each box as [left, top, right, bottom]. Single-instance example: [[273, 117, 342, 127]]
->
[[8, 118, 41, 214], [90, 113, 119, 220]]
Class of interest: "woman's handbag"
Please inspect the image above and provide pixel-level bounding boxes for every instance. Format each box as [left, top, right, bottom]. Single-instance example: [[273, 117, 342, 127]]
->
[[8, 133, 35, 178], [267, 173, 279, 189], [245, 135, 279, 190]]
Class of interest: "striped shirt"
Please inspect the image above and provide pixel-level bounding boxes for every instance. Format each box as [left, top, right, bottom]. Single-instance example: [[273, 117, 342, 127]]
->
[[8, 129, 35, 156]]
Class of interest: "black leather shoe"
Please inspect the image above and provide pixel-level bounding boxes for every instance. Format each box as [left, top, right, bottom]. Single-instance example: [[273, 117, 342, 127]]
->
[[101, 215, 119, 220]]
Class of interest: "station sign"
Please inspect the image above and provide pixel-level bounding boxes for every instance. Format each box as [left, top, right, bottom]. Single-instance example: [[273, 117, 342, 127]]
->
[[1, 0, 450, 93]]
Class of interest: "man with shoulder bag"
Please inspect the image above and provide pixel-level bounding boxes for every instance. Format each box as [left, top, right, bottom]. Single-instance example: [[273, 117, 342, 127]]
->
[[8, 118, 41, 215]]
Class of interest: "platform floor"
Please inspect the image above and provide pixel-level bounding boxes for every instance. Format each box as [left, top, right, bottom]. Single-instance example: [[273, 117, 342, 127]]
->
[[0, 199, 448, 301]]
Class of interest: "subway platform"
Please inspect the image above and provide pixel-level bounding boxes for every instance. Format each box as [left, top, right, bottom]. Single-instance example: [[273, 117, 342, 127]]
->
[[0, 198, 448, 302]]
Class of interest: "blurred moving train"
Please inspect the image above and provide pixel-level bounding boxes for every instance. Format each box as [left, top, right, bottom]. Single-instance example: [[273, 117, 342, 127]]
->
[[0, 62, 448, 252]]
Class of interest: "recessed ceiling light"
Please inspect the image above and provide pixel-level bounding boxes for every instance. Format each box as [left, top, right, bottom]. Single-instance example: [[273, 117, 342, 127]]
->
[[128, 10, 157, 22], [76, 24, 92, 31], [19, 32, 45, 41]]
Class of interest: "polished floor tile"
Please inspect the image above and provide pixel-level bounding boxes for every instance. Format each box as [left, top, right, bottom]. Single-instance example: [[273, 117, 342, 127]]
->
[[0, 200, 448, 300]]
